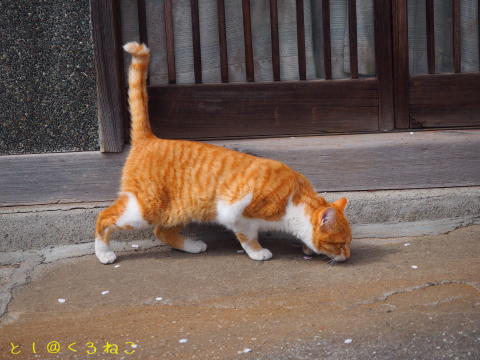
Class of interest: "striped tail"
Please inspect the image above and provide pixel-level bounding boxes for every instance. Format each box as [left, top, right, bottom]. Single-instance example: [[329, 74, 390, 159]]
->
[[123, 42, 152, 144]]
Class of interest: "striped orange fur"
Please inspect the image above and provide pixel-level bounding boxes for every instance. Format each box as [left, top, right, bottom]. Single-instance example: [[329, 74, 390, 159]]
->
[[94, 42, 352, 264]]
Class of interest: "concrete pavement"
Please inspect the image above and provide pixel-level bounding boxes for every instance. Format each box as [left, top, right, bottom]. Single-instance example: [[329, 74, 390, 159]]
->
[[0, 225, 479, 359]]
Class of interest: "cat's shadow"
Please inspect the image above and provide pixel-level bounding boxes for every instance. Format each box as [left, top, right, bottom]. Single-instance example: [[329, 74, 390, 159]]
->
[[204, 232, 399, 266], [119, 227, 398, 266]]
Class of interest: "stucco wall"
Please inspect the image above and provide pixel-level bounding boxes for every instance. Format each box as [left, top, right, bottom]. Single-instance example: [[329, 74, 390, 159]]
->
[[0, 0, 98, 155]]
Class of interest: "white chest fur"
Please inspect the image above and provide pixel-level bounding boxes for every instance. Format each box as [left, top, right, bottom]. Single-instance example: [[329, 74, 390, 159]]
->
[[215, 194, 313, 248]]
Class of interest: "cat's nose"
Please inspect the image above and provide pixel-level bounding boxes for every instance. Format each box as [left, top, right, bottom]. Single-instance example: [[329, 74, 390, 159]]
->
[[333, 248, 349, 262]]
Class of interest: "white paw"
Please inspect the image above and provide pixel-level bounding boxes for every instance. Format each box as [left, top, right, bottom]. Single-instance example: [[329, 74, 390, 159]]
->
[[248, 248, 273, 261], [96, 250, 117, 264], [183, 239, 208, 254]]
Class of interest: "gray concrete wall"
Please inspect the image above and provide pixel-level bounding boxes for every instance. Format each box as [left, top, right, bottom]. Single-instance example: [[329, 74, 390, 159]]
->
[[0, 0, 98, 155]]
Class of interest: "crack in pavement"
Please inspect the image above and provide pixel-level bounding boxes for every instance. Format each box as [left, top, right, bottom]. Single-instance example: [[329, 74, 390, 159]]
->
[[0, 205, 107, 215], [0, 251, 44, 320], [358, 279, 480, 306]]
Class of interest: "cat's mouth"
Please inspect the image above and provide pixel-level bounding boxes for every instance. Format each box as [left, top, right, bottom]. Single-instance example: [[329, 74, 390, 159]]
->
[[319, 253, 347, 262], [302, 244, 348, 262]]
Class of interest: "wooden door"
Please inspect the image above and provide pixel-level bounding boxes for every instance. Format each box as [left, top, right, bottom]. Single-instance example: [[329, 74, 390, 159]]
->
[[122, 0, 395, 140], [392, 0, 480, 129]]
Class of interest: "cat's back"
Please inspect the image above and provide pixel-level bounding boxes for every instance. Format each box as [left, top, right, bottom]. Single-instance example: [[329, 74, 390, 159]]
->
[[121, 137, 261, 191], [123, 136, 300, 190]]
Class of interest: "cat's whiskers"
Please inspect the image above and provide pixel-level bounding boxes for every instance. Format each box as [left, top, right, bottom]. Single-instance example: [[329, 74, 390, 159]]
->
[[327, 258, 338, 266]]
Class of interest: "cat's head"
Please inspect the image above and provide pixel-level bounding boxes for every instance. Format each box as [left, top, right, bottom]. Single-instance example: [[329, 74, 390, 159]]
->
[[310, 197, 352, 262]]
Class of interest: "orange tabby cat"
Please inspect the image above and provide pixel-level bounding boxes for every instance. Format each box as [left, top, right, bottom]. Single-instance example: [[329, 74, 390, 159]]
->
[[94, 42, 352, 264]]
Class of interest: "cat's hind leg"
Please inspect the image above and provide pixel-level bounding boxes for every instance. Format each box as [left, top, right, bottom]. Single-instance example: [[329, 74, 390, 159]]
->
[[95, 192, 148, 264], [154, 225, 207, 254], [95, 198, 125, 264], [235, 230, 272, 261]]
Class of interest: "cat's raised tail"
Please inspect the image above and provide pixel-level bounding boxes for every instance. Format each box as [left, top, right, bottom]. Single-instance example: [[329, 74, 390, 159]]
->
[[123, 42, 152, 144]]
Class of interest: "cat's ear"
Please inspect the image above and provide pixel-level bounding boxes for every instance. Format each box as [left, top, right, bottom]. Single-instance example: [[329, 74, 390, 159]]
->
[[320, 207, 336, 227], [332, 197, 348, 212]]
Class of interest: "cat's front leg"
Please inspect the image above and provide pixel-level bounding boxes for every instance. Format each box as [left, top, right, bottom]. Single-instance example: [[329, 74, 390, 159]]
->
[[234, 230, 272, 261], [95, 235, 117, 264]]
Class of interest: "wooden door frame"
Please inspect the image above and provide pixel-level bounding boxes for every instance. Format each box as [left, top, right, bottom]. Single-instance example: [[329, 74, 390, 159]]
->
[[91, 0, 126, 153]]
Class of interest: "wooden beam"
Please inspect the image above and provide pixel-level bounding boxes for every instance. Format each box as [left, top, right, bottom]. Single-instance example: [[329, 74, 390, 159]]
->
[[410, 73, 480, 127], [113, 0, 130, 143], [452, 0, 461, 73], [0, 151, 126, 206], [322, 0, 332, 80], [90, 0, 125, 152], [164, 0, 176, 84], [2, 131, 480, 206], [348, 0, 358, 79], [137, 0, 150, 85], [137, 0, 148, 45], [391, 0, 410, 129], [374, 0, 395, 130], [148, 79, 379, 139], [191, 0, 202, 83], [242, 0, 255, 82], [269, 0, 281, 81], [217, 0, 229, 82], [214, 131, 480, 192], [426, 0, 435, 74], [296, 0, 307, 80]]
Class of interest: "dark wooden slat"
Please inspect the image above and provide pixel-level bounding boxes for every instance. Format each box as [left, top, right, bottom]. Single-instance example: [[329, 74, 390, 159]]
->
[[217, 0, 229, 82], [137, 0, 149, 86], [296, 0, 307, 80], [411, 105, 480, 127], [374, 0, 395, 130], [164, 0, 176, 84], [148, 79, 379, 139], [391, 0, 410, 129], [137, 0, 148, 45], [269, 0, 281, 81], [242, 0, 254, 82], [322, 0, 332, 80], [410, 73, 480, 127], [426, 0, 435, 74], [90, 0, 125, 152], [348, 0, 358, 79], [190, 0, 202, 84], [479, 0, 480, 71], [452, 0, 461, 73], [410, 73, 480, 104]]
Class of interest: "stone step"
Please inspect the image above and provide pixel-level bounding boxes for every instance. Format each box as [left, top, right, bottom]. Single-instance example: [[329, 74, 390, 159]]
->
[[1, 187, 479, 253]]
